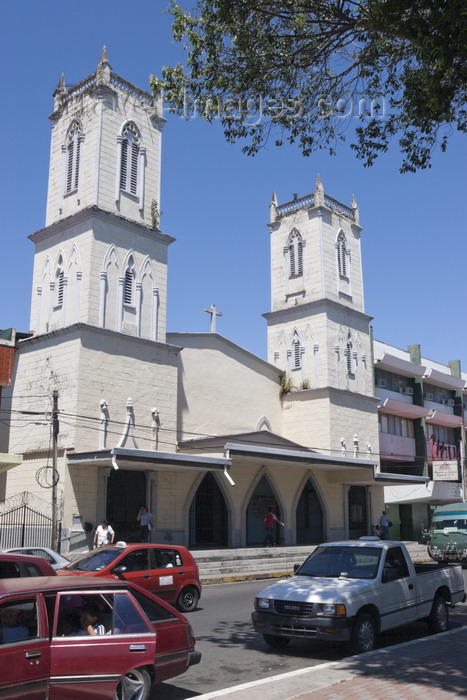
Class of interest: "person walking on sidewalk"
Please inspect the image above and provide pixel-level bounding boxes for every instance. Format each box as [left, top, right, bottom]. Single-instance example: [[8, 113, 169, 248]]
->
[[263, 506, 284, 547], [379, 510, 391, 540], [137, 505, 154, 542]]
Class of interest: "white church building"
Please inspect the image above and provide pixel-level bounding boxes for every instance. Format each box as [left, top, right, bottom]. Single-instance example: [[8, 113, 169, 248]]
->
[[2, 50, 429, 553]]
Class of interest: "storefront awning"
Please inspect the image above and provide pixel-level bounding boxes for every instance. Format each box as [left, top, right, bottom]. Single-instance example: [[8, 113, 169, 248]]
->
[[426, 411, 463, 428], [374, 352, 426, 377], [424, 368, 465, 391], [378, 398, 430, 420]]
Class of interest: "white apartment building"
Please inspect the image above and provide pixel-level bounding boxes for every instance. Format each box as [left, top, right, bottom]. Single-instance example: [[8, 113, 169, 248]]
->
[[373, 340, 466, 537]]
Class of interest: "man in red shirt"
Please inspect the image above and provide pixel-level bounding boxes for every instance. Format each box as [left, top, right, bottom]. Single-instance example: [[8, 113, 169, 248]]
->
[[263, 507, 285, 547]]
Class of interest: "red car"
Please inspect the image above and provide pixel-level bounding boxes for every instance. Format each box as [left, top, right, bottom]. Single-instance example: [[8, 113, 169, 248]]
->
[[58, 543, 201, 612], [0, 575, 201, 699], [0, 552, 57, 578]]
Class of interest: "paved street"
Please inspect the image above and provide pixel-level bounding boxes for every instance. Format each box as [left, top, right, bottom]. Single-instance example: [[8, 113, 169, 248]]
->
[[152, 575, 467, 699]]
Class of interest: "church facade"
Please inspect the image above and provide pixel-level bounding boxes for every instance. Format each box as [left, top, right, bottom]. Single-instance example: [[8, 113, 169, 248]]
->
[[2, 51, 428, 553]]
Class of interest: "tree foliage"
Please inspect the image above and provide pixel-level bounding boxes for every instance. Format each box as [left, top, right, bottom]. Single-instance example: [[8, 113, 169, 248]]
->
[[151, 0, 467, 172]]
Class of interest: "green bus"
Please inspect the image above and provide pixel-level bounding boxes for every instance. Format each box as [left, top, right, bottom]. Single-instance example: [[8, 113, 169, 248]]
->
[[425, 502, 467, 564]]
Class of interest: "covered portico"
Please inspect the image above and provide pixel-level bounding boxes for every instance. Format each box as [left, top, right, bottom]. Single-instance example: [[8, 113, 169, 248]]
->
[[66, 430, 429, 550]]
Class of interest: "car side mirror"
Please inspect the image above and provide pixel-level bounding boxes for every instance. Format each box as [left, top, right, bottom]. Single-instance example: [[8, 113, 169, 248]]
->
[[293, 564, 300, 574], [112, 564, 128, 578]]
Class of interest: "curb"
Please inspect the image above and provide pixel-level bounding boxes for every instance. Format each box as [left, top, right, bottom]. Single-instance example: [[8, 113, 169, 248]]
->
[[201, 571, 292, 585]]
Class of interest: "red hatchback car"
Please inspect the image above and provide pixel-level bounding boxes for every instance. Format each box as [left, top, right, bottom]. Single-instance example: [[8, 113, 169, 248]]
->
[[0, 552, 56, 578], [0, 574, 201, 699], [58, 543, 201, 612]]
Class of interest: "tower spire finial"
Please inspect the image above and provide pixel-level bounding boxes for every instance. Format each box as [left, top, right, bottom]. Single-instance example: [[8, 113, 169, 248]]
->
[[269, 190, 278, 223], [314, 173, 324, 206], [351, 194, 360, 225], [53, 73, 67, 111], [96, 46, 112, 85]]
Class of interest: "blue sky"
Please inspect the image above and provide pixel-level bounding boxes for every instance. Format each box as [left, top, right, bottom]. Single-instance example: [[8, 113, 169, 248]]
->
[[1, 0, 466, 368]]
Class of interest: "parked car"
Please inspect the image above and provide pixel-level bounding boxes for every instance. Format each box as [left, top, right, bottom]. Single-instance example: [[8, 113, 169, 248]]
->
[[1, 547, 70, 570], [252, 538, 466, 654], [58, 542, 201, 612], [0, 574, 201, 699], [0, 552, 56, 578]]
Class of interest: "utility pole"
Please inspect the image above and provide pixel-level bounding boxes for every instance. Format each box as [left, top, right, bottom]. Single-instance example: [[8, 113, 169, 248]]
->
[[51, 390, 59, 550]]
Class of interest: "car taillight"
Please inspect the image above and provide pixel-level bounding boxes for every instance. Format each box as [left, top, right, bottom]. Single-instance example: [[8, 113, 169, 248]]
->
[[187, 623, 195, 646]]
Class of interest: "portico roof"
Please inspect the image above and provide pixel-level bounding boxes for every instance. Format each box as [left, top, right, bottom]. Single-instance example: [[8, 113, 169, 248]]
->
[[66, 430, 429, 488], [67, 447, 231, 472], [179, 430, 428, 487]]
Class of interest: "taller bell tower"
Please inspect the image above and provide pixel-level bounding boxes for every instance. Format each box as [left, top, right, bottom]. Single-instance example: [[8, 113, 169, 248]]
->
[[29, 49, 172, 342], [46, 47, 164, 227]]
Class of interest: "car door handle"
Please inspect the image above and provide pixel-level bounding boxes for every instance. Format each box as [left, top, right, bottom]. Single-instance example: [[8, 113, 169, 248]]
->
[[178, 570, 185, 574], [408, 584, 414, 590], [26, 651, 42, 659], [129, 645, 147, 652], [143, 574, 152, 577]]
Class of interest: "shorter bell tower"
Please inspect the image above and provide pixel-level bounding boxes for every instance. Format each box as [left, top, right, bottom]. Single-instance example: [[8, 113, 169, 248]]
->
[[264, 176, 378, 457]]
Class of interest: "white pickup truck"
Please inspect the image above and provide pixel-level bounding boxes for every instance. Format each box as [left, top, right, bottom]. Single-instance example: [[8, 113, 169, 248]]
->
[[252, 538, 466, 654]]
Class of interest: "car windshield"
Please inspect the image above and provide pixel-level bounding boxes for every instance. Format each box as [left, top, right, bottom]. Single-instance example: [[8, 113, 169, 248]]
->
[[432, 518, 467, 531], [296, 546, 381, 579], [66, 548, 122, 572]]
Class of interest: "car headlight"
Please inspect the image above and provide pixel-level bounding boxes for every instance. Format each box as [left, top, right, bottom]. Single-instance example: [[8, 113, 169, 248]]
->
[[255, 597, 271, 610], [318, 603, 346, 616]]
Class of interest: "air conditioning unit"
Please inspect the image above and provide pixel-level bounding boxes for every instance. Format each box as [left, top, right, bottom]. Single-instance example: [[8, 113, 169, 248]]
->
[[376, 379, 386, 388], [447, 399, 455, 407], [425, 393, 434, 401], [403, 387, 414, 396]]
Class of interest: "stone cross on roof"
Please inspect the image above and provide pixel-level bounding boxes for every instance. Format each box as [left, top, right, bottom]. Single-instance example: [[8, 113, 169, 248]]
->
[[204, 304, 222, 332]]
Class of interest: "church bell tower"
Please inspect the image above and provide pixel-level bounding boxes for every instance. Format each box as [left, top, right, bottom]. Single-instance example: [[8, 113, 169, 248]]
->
[[29, 49, 172, 342], [264, 175, 378, 457]]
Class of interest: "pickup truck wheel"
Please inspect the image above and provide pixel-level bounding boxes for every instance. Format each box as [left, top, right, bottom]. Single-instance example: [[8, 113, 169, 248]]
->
[[263, 634, 290, 649], [427, 595, 448, 634], [351, 614, 376, 654]]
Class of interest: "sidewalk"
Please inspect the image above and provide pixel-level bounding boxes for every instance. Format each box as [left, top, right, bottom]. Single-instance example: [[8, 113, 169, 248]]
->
[[196, 625, 467, 699]]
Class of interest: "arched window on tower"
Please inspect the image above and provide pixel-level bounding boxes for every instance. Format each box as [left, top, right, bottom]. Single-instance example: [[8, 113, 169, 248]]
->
[[288, 230, 303, 277], [292, 331, 301, 369], [55, 256, 65, 307], [337, 232, 348, 277], [120, 123, 140, 197], [65, 120, 82, 195], [346, 334, 356, 375], [124, 256, 135, 306]]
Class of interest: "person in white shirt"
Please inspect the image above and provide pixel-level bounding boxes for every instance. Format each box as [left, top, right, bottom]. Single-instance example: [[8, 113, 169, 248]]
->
[[94, 519, 115, 547], [379, 511, 390, 540]]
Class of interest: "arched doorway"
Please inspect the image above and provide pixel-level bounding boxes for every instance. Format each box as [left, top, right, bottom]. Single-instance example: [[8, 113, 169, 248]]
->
[[246, 475, 282, 546], [189, 473, 228, 548], [296, 478, 323, 544], [106, 469, 146, 543], [348, 485, 367, 539]]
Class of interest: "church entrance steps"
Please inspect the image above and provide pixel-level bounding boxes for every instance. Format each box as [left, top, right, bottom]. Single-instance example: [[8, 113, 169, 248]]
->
[[192, 542, 430, 584]]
